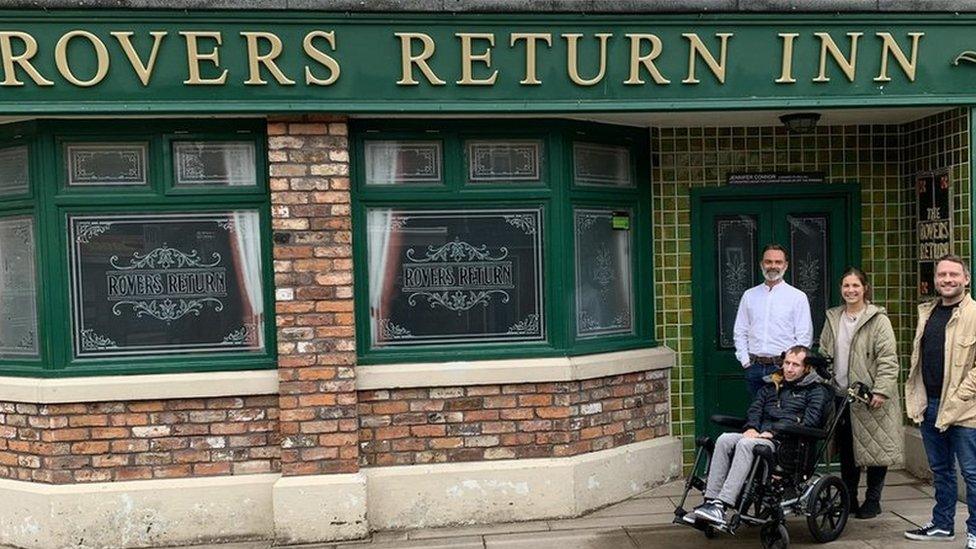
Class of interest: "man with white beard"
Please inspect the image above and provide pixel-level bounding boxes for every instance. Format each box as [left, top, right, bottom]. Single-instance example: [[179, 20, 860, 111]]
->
[[733, 244, 814, 397]]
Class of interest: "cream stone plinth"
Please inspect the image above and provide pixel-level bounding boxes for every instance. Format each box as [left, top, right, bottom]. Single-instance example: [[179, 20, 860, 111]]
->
[[272, 473, 368, 544], [0, 370, 278, 403], [356, 346, 675, 390], [363, 436, 682, 530], [0, 474, 277, 549]]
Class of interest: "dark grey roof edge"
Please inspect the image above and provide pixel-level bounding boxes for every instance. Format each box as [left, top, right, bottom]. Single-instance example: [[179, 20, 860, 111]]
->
[[1, 0, 975, 12]]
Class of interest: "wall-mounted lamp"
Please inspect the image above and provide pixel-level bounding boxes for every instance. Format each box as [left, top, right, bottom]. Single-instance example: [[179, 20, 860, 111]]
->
[[779, 112, 822, 134]]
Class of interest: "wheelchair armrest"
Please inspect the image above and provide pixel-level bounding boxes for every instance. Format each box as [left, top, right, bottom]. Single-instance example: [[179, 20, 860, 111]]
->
[[771, 421, 827, 439], [710, 415, 747, 429]]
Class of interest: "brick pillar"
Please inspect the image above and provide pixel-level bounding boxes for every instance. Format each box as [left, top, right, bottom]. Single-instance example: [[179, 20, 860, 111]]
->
[[268, 115, 366, 542]]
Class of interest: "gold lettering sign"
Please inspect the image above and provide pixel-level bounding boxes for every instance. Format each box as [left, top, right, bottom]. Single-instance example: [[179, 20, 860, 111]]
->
[[111, 31, 168, 87], [814, 32, 862, 83], [303, 30, 340, 86], [876, 32, 924, 82], [55, 30, 109, 87], [682, 33, 733, 84], [241, 31, 295, 85], [180, 31, 228, 85], [624, 34, 670, 85], [456, 32, 497, 86], [395, 32, 446, 86], [0, 27, 935, 92], [510, 32, 552, 85], [563, 33, 611, 86], [0, 31, 53, 86]]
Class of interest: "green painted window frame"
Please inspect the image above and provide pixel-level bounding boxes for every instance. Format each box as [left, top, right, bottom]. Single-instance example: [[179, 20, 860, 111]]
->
[[352, 119, 655, 365], [0, 119, 277, 378]]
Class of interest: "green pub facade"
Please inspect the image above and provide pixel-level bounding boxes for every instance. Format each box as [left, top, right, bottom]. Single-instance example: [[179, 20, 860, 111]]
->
[[0, 2, 968, 546]]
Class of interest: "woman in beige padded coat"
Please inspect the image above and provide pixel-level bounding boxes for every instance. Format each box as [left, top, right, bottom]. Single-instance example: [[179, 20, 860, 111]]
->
[[819, 267, 903, 519]]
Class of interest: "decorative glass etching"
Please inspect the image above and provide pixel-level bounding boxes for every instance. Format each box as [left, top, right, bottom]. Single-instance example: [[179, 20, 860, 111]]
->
[[364, 140, 442, 185], [367, 207, 544, 346], [173, 141, 257, 187], [574, 209, 633, 338], [68, 211, 265, 358], [66, 143, 148, 186], [789, 214, 830, 344], [0, 146, 29, 197], [573, 142, 633, 187], [716, 215, 758, 349], [467, 140, 542, 182], [0, 217, 38, 358]]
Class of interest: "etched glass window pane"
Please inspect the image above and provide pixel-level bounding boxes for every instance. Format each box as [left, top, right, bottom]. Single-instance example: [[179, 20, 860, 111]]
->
[[467, 140, 542, 183], [573, 143, 632, 187], [716, 215, 758, 349], [367, 208, 544, 346], [173, 141, 257, 187], [0, 217, 38, 358], [0, 146, 29, 197], [574, 209, 633, 338], [66, 143, 148, 186], [789, 214, 829, 345], [68, 211, 265, 358], [364, 141, 442, 185]]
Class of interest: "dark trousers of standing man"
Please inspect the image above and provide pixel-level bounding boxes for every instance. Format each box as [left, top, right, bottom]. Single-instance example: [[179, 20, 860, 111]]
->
[[835, 397, 887, 509], [920, 397, 976, 536], [745, 358, 780, 398]]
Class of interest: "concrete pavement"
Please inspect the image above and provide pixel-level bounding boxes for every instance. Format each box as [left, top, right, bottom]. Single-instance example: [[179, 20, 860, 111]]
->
[[168, 470, 964, 548]]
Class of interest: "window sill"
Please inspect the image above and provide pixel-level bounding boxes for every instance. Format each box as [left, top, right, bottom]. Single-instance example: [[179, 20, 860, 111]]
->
[[0, 370, 278, 404], [355, 345, 675, 390]]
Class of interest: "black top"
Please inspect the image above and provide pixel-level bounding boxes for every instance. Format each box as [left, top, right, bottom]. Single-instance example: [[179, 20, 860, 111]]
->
[[921, 302, 959, 399], [744, 371, 830, 433]]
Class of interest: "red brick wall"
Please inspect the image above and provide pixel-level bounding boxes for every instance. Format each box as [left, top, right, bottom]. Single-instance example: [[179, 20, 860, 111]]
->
[[268, 115, 359, 476], [0, 396, 279, 484], [357, 371, 669, 466]]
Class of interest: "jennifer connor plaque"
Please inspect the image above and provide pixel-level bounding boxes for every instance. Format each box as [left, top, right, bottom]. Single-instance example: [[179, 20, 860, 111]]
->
[[367, 208, 545, 346], [69, 212, 265, 358]]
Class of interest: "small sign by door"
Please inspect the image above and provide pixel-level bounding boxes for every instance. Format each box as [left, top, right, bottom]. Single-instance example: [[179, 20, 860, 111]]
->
[[726, 172, 825, 185], [916, 169, 953, 296]]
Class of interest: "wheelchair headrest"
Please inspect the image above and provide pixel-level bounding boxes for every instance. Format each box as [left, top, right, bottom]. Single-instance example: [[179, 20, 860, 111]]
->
[[803, 353, 833, 380]]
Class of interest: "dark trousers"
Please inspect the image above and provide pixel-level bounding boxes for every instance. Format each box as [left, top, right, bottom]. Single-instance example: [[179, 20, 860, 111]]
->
[[835, 397, 887, 506], [745, 362, 780, 398], [920, 397, 976, 535]]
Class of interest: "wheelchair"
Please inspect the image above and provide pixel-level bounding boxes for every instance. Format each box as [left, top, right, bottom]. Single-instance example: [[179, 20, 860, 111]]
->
[[672, 357, 871, 548]]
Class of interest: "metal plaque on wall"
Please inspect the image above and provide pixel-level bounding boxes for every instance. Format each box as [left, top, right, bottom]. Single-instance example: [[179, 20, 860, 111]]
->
[[916, 169, 953, 296], [727, 172, 825, 185]]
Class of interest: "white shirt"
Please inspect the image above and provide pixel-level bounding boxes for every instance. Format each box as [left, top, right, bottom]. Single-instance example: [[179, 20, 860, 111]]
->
[[733, 280, 813, 367]]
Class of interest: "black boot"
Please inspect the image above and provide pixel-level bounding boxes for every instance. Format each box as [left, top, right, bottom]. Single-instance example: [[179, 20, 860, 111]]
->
[[855, 499, 881, 519]]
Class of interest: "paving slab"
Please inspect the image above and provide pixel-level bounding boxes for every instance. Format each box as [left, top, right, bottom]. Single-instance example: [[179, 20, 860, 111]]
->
[[335, 535, 485, 548], [878, 484, 933, 501], [406, 521, 550, 540], [485, 528, 636, 549], [884, 470, 920, 486], [586, 496, 680, 517], [547, 512, 677, 530], [637, 479, 687, 498]]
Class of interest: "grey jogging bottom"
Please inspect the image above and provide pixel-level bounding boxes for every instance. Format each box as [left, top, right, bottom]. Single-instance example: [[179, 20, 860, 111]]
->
[[704, 432, 775, 505]]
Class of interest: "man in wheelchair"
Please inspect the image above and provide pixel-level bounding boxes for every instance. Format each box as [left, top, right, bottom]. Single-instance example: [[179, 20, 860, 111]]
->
[[675, 345, 851, 548], [693, 345, 830, 526]]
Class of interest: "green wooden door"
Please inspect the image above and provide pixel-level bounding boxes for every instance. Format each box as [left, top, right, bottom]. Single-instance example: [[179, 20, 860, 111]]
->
[[691, 185, 860, 440]]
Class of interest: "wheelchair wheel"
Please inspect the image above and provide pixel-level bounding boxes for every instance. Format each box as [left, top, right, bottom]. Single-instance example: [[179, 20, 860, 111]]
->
[[760, 522, 789, 549], [806, 475, 850, 543]]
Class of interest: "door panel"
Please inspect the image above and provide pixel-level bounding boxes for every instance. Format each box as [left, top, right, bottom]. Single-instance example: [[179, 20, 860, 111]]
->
[[692, 187, 857, 441]]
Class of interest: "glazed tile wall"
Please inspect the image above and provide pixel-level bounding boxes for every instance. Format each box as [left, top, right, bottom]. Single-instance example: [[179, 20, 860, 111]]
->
[[652, 108, 971, 466]]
